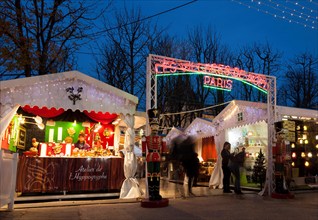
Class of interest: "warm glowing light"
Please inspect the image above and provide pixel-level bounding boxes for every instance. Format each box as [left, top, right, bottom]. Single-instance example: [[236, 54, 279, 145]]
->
[[153, 56, 269, 92], [308, 152, 312, 158], [304, 139, 308, 144], [291, 143, 295, 148], [203, 76, 233, 90], [94, 123, 102, 132], [305, 161, 309, 167], [291, 162, 295, 167], [301, 152, 306, 157], [300, 139, 303, 144], [303, 134, 307, 139], [316, 144, 318, 149], [303, 126, 307, 131], [316, 135, 318, 140], [34, 116, 43, 124], [292, 152, 296, 158]]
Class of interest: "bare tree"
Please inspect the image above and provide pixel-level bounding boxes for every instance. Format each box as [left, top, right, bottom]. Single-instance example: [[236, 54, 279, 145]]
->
[[148, 34, 199, 130], [279, 53, 318, 109], [234, 42, 282, 102], [187, 25, 234, 115], [96, 6, 161, 109], [0, 0, 111, 78]]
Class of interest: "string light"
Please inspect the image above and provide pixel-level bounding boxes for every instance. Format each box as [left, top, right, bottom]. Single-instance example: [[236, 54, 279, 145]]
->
[[160, 101, 231, 117], [232, 0, 318, 29]]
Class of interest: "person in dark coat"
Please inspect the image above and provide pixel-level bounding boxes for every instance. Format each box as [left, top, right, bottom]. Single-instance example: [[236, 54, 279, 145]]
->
[[229, 147, 246, 194], [183, 152, 200, 196], [221, 141, 232, 193]]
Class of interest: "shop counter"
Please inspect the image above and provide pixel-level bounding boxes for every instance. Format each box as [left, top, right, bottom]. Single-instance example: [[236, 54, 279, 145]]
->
[[16, 156, 125, 194]]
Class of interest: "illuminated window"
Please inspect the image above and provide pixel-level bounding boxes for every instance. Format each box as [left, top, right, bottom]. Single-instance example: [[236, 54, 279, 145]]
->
[[237, 112, 243, 122]]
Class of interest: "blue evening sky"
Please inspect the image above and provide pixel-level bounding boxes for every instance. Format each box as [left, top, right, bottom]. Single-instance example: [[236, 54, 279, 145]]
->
[[77, 0, 318, 76]]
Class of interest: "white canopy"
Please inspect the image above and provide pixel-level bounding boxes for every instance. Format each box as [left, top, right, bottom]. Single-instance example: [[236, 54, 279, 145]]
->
[[0, 71, 138, 115], [185, 117, 215, 138], [0, 71, 139, 141]]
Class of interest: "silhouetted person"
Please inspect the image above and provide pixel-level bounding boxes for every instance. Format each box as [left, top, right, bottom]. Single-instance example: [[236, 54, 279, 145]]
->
[[221, 141, 232, 193], [229, 147, 246, 194]]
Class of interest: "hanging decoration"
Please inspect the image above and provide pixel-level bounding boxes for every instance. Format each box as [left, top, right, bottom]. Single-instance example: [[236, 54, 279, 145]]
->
[[66, 87, 83, 105]]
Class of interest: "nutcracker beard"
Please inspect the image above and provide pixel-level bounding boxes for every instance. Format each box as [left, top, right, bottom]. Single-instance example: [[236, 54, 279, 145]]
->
[[147, 161, 162, 201]]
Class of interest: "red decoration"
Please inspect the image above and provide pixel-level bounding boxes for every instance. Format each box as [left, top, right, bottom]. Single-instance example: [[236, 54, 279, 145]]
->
[[22, 105, 65, 118], [83, 110, 118, 125]]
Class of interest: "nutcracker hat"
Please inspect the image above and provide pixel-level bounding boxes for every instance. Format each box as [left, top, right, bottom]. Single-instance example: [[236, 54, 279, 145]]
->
[[147, 108, 159, 125]]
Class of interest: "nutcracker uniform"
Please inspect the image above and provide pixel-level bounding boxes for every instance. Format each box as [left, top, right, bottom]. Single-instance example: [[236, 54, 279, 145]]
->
[[142, 109, 168, 201]]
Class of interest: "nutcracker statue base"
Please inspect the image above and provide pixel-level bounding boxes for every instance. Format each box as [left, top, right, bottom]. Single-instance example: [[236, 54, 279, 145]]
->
[[271, 192, 295, 199], [140, 198, 169, 208]]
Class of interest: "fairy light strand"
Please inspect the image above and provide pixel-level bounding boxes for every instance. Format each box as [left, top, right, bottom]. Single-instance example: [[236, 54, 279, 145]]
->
[[269, 0, 318, 23], [232, 0, 318, 29], [287, 0, 318, 13], [160, 101, 231, 117]]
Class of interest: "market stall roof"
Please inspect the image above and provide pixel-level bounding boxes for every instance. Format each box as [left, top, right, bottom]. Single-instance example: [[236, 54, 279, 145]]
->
[[0, 71, 138, 116], [165, 127, 185, 147], [185, 117, 215, 138], [119, 111, 146, 129], [212, 100, 318, 131]]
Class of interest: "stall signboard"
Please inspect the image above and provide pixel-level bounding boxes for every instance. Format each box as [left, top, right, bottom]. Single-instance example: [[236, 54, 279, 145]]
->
[[16, 157, 124, 193]]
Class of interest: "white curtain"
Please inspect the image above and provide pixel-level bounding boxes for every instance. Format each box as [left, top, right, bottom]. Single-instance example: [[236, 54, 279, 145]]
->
[[0, 104, 20, 148], [119, 114, 143, 199], [209, 130, 225, 189]]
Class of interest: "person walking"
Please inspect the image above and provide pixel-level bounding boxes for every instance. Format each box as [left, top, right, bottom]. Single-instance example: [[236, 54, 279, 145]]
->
[[221, 141, 232, 193], [229, 147, 246, 194], [184, 152, 200, 197]]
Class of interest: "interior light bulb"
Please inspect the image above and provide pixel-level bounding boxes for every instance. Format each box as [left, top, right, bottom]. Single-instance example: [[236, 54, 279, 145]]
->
[[34, 116, 43, 124]]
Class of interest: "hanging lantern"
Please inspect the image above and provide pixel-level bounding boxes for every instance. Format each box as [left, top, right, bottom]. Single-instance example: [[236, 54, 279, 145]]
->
[[292, 152, 296, 158], [301, 152, 306, 157], [304, 161, 309, 167], [307, 152, 312, 158], [291, 143, 295, 148]]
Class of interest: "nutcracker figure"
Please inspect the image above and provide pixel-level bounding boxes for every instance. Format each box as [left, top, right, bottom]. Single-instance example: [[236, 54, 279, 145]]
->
[[142, 108, 168, 201]]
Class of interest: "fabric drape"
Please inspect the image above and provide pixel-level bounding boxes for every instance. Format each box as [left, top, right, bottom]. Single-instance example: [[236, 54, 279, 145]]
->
[[119, 114, 143, 199], [201, 136, 216, 161], [83, 110, 118, 125], [0, 105, 20, 145], [22, 105, 65, 118], [209, 131, 225, 189]]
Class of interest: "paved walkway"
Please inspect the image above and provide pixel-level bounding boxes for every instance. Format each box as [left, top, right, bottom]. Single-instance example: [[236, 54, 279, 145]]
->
[[1, 179, 318, 220]]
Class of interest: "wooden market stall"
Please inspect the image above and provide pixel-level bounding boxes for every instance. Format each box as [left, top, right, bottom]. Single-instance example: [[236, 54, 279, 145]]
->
[[0, 71, 139, 204]]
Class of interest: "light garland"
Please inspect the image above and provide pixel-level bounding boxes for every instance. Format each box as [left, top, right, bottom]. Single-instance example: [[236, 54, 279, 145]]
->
[[232, 0, 318, 29], [160, 101, 231, 117]]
